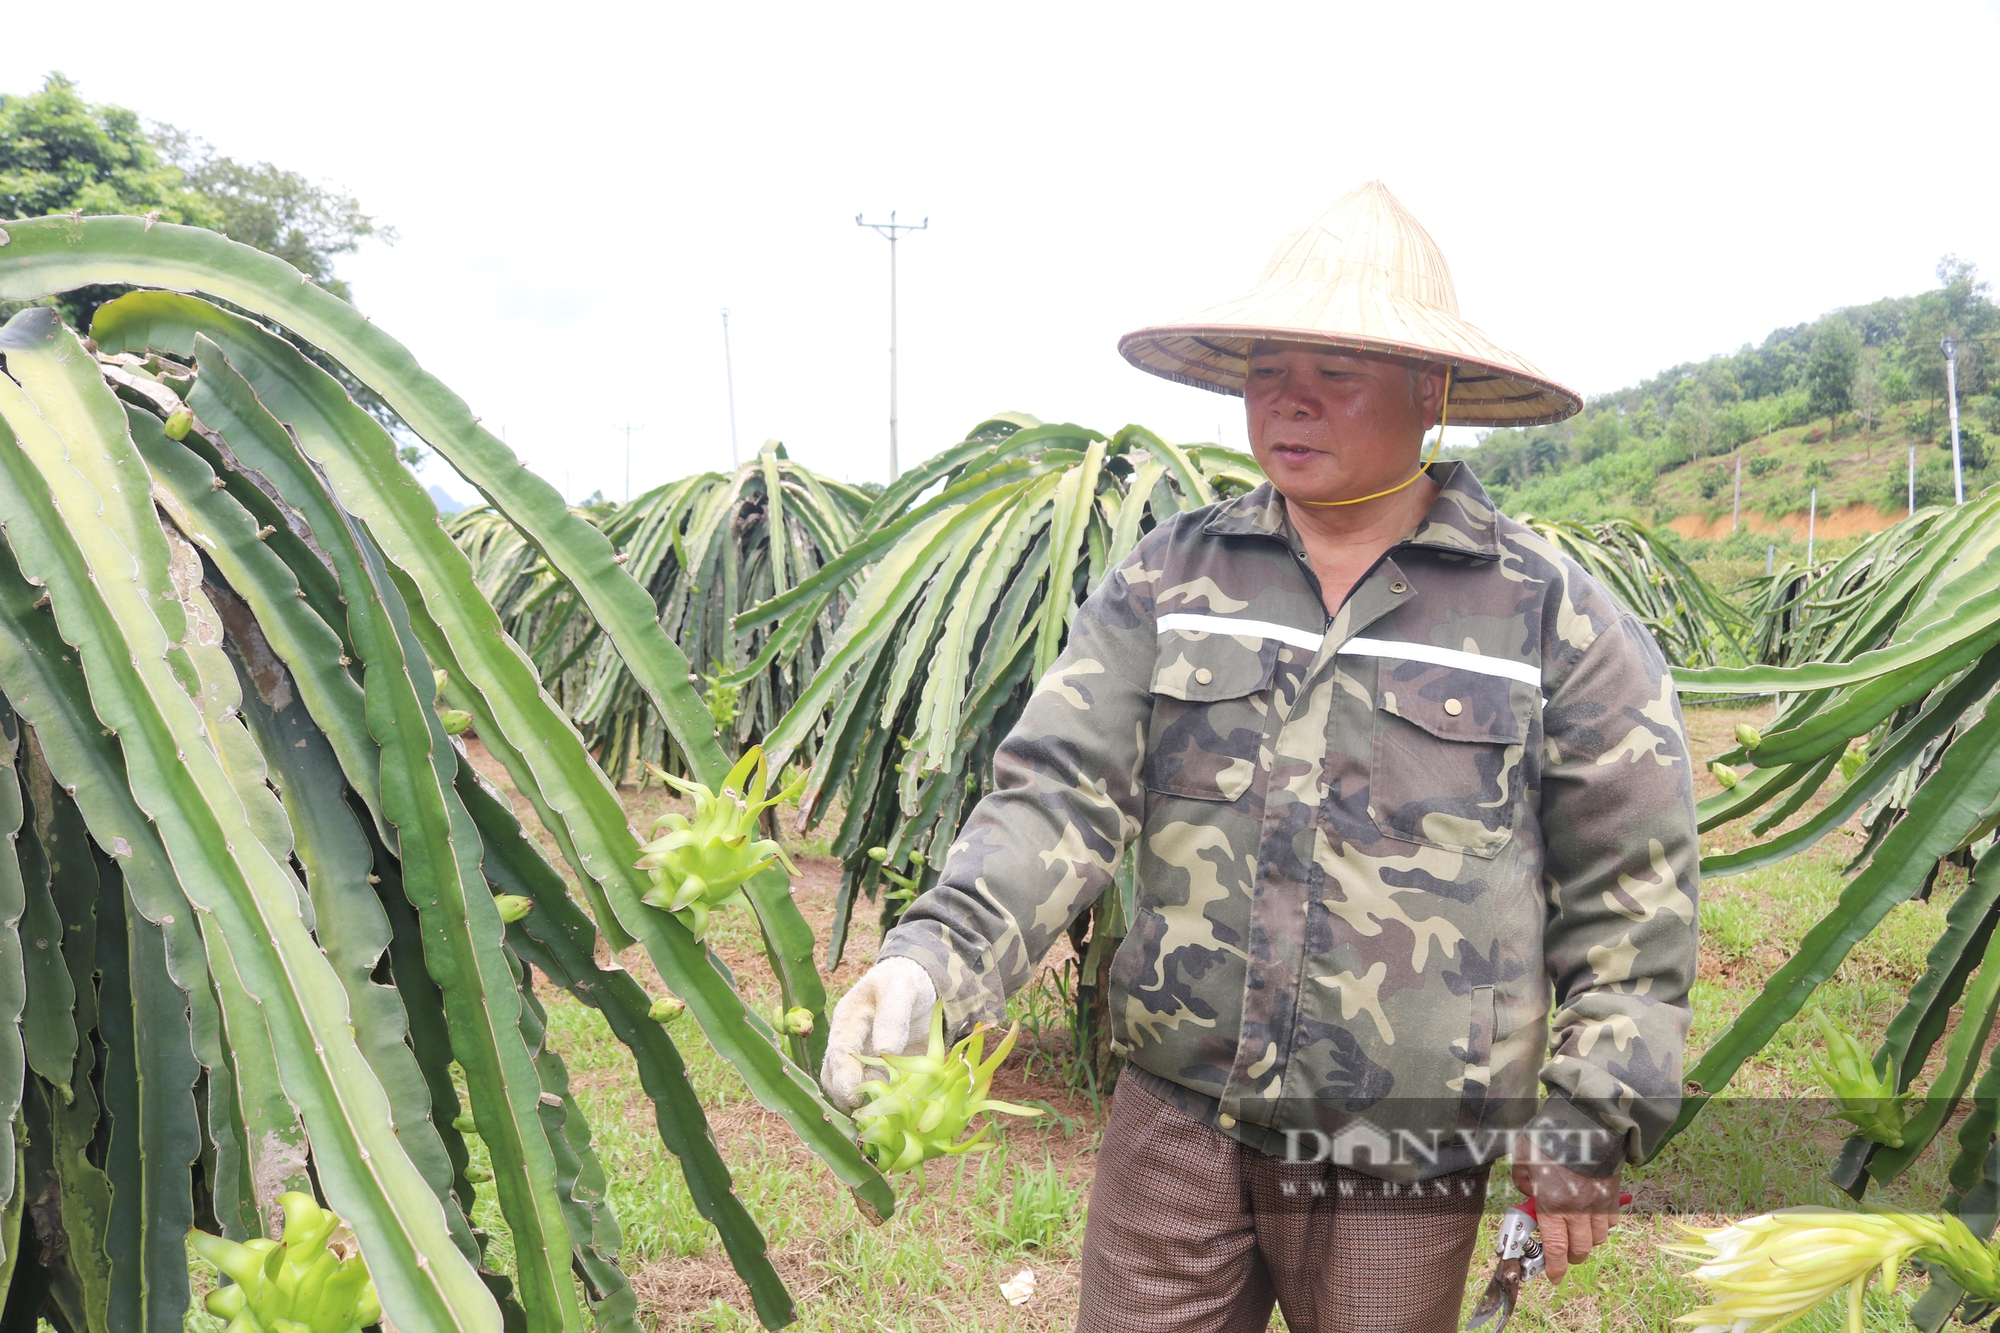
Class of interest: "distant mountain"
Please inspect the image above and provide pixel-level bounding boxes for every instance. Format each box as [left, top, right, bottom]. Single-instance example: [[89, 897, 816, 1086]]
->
[[428, 484, 467, 515]]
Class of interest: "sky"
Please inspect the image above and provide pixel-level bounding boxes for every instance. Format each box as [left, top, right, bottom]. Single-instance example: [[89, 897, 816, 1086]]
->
[[9, 1, 2000, 505]]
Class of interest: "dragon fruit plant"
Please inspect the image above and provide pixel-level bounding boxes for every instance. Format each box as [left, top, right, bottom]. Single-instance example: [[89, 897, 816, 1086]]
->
[[635, 746, 804, 941], [853, 1001, 1040, 1177], [190, 1192, 381, 1333], [1664, 1206, 2000, 1333]]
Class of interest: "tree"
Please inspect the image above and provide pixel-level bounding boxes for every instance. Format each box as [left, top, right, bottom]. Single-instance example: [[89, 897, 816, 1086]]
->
[[1717, 401, 1757, 452], [1805, 317, 1859, 441], [1670, 384, 1717, 462], [1697, 361, 1744, 404], [2, 73, 222, 327], [0, 73, 215, 221], [1882, 363, 1913, 405], [154, 127, 392, 303], [1575, 410, 1625, 462], [1851, 349, 1886, 455], [3, 73, 389, 324], [1934, 254, 1995, 395], [1631, 397, 1662, 438], [1900, 257, 1997, 428]]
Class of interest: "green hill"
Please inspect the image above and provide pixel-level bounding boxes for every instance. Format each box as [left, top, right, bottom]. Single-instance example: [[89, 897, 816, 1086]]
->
[[1449, 258, 1998, 542]]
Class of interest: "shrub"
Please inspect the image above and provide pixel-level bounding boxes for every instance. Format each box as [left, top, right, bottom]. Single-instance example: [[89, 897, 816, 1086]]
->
[[1940, 423, 1990, 471], [1895, 456, 1959, 509], [1748, 454, 1782, 478]]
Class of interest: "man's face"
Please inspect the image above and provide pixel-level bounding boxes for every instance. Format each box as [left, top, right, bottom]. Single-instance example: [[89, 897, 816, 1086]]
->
[[1244, 342, 1447, 506]]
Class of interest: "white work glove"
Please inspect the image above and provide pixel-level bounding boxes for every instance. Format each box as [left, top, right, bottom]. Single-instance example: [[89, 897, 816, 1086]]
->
[[820, 957, 938, 1113]]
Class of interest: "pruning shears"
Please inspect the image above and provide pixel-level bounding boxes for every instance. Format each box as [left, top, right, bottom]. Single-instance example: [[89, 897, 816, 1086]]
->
[[1464, 1192, 1632, 1332]]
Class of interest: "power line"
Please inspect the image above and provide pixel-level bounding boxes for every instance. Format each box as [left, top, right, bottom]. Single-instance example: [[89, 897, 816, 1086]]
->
[[856, 210, 928, 482]]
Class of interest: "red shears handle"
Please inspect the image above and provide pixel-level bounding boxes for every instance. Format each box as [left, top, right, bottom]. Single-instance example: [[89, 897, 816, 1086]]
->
[[1518, 1192, 1633, 1221]]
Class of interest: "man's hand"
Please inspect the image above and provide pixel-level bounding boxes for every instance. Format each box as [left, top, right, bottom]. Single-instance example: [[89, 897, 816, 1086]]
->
[[820, 958, 938, 1112], [1511, 1133, 1622, 1284]]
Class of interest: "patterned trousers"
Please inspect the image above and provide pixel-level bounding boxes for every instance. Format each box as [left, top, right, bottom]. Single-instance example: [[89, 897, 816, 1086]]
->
[[1078, 1072, 1489, 1333]]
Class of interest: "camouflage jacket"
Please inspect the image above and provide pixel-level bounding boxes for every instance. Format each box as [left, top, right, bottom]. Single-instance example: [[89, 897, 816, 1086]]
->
[[880, 463, 1699, 1180]]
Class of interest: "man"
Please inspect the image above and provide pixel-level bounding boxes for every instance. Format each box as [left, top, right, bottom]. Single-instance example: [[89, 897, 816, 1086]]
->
[[823, 181, 1699, 1333]]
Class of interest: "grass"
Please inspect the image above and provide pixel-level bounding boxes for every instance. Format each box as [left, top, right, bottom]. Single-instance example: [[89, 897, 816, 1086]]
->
[[167, 704, 1991, 1332]]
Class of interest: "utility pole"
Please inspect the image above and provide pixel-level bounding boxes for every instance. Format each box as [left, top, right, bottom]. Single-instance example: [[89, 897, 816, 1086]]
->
[[856, 210, 928, 482], [722, 309, 740, 467], [1909, 439, 1917, 516], [1944, 337, 1965, 505], [1806, 486, 1818, 567], [1732, 450, 1742, 533], [620, 423, 644, 503]]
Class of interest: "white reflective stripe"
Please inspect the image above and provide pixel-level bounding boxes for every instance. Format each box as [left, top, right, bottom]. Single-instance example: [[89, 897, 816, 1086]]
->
[[1337, 636, 1542, 688], [1156, 613, 1326, 653]]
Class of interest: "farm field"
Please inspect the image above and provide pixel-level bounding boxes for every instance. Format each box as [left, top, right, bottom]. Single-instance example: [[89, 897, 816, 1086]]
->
[[5, 49, 1999, 1333], [170, 701, 1964, 1333]]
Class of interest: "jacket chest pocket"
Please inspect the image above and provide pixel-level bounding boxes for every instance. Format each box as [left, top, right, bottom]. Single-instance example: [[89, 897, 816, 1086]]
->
[[1146, 633, 1278, 803], [1368, 664, 1528, 857]]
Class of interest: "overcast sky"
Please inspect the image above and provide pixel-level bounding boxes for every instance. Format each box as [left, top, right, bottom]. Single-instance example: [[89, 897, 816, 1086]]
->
[[10, 2, 1999, 504]]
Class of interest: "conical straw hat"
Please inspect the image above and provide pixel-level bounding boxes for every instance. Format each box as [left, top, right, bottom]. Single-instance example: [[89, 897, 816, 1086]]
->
[[1118, 182, 1580, 427]]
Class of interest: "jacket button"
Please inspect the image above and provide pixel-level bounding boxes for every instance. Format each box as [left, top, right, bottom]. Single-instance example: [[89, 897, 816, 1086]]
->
[[1390, 580, 1409, 593], [1194, 668, 1214, 685], [1444, 698, 1463, 716], [1217, 1113, 1237, 1129]]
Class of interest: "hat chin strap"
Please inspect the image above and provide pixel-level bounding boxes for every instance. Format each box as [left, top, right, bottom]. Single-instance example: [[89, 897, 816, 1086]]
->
[[1300, 366, 1453, 508]]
